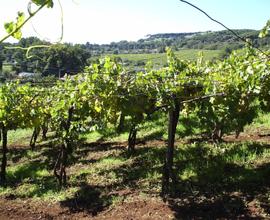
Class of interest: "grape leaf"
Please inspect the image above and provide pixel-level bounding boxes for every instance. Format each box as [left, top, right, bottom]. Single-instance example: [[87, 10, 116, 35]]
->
[[32, 0, 54, 8]]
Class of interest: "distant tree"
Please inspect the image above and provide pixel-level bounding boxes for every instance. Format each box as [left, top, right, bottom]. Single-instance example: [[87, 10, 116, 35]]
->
[[113, 49, 119, 54], [158, 46, 166, 53], [219, 46, 232, 59], [42, 44, 90, 77]]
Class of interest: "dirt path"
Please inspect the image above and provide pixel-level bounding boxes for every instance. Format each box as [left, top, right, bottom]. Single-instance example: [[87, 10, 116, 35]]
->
[[0, 196, 174, 220]]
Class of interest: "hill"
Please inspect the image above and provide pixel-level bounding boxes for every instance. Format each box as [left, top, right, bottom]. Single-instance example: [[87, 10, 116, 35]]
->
[[85, 29, 270, 55], [1, 29, 269, 77]]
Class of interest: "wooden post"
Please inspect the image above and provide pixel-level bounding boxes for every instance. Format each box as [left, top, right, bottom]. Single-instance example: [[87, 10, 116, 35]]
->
[[162, 98, 180, 195], [0, 126, 8, 185], [128, 124, 137, 153]]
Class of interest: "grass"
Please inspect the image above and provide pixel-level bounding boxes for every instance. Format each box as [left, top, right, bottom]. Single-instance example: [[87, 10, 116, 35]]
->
[[96, 49, 221, 69], [3, 163, 72, 201], [2, 64, 13, 72], [245, 112, 270, 132], [0, 112, 270, 218], [114, 49, 221, 61], [8, 129, 33, 145], [175, 142, 270, 187], [0, 139, 269, 217], [81, 112, 168, 143], [176, 49, 221, 60], [81, 112, 201, 144]]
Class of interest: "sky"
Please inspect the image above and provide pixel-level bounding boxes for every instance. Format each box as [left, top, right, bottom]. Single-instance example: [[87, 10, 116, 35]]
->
[[0, 0, 269, 44]]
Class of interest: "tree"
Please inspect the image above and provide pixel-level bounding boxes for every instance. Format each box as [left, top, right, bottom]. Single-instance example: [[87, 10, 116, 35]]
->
[[42, 44, 90, 77]]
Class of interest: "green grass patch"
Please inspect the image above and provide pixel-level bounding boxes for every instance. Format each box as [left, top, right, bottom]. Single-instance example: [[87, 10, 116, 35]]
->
[[82, 111, 202, 144], [81, 113, 167, 143], [8, 129, 33, 145], [92, 49, 221, 69], [2, 64, 13, 72], [246, 112, 270, 131], [1, 112, 270, 207], [175, 141, 270, 188], [7, 162, 49, 180], [114, 49, 220, 63], [1, 137, 270, 202], [0, 160, 79, 202]]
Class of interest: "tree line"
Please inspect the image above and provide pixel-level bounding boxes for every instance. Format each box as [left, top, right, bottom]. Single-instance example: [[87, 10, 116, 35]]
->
[[1, 29, 270, 79]]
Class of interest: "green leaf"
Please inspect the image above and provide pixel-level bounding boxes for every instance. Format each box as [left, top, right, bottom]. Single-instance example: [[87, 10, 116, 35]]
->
[[4, 22, 15, 34], [94, 100, 102, 113], [32, 0, 54, 8], [259, 19, 270, 38], [4, 12, 25, 40], [259, 28, 268, 38]]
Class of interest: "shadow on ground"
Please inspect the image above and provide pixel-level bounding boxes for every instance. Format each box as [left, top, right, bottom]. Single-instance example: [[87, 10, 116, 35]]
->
[[165, 142, 270, 219], [60, 183, 113, 216], [2, 135, 270, 218]]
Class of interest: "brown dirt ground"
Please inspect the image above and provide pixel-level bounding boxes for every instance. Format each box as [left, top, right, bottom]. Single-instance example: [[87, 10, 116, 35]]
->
[[0, 195, 174, 220], [1, 191, 269, 219]]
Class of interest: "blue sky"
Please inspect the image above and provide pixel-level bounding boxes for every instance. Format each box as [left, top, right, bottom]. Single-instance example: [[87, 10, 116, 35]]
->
[[0, 0, 269, 44]]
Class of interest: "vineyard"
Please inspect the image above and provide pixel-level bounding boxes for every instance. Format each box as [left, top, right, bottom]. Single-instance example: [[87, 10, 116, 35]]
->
[[1, 0, 270, 218], [0, 45, 270, 218]]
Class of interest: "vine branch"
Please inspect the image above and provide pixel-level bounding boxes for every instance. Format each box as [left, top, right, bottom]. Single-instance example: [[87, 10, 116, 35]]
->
[[0, 0, 51, 43]]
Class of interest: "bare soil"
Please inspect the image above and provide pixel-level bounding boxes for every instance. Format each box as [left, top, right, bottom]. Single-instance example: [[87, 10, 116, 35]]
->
[[0, 194, 173, 220]]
